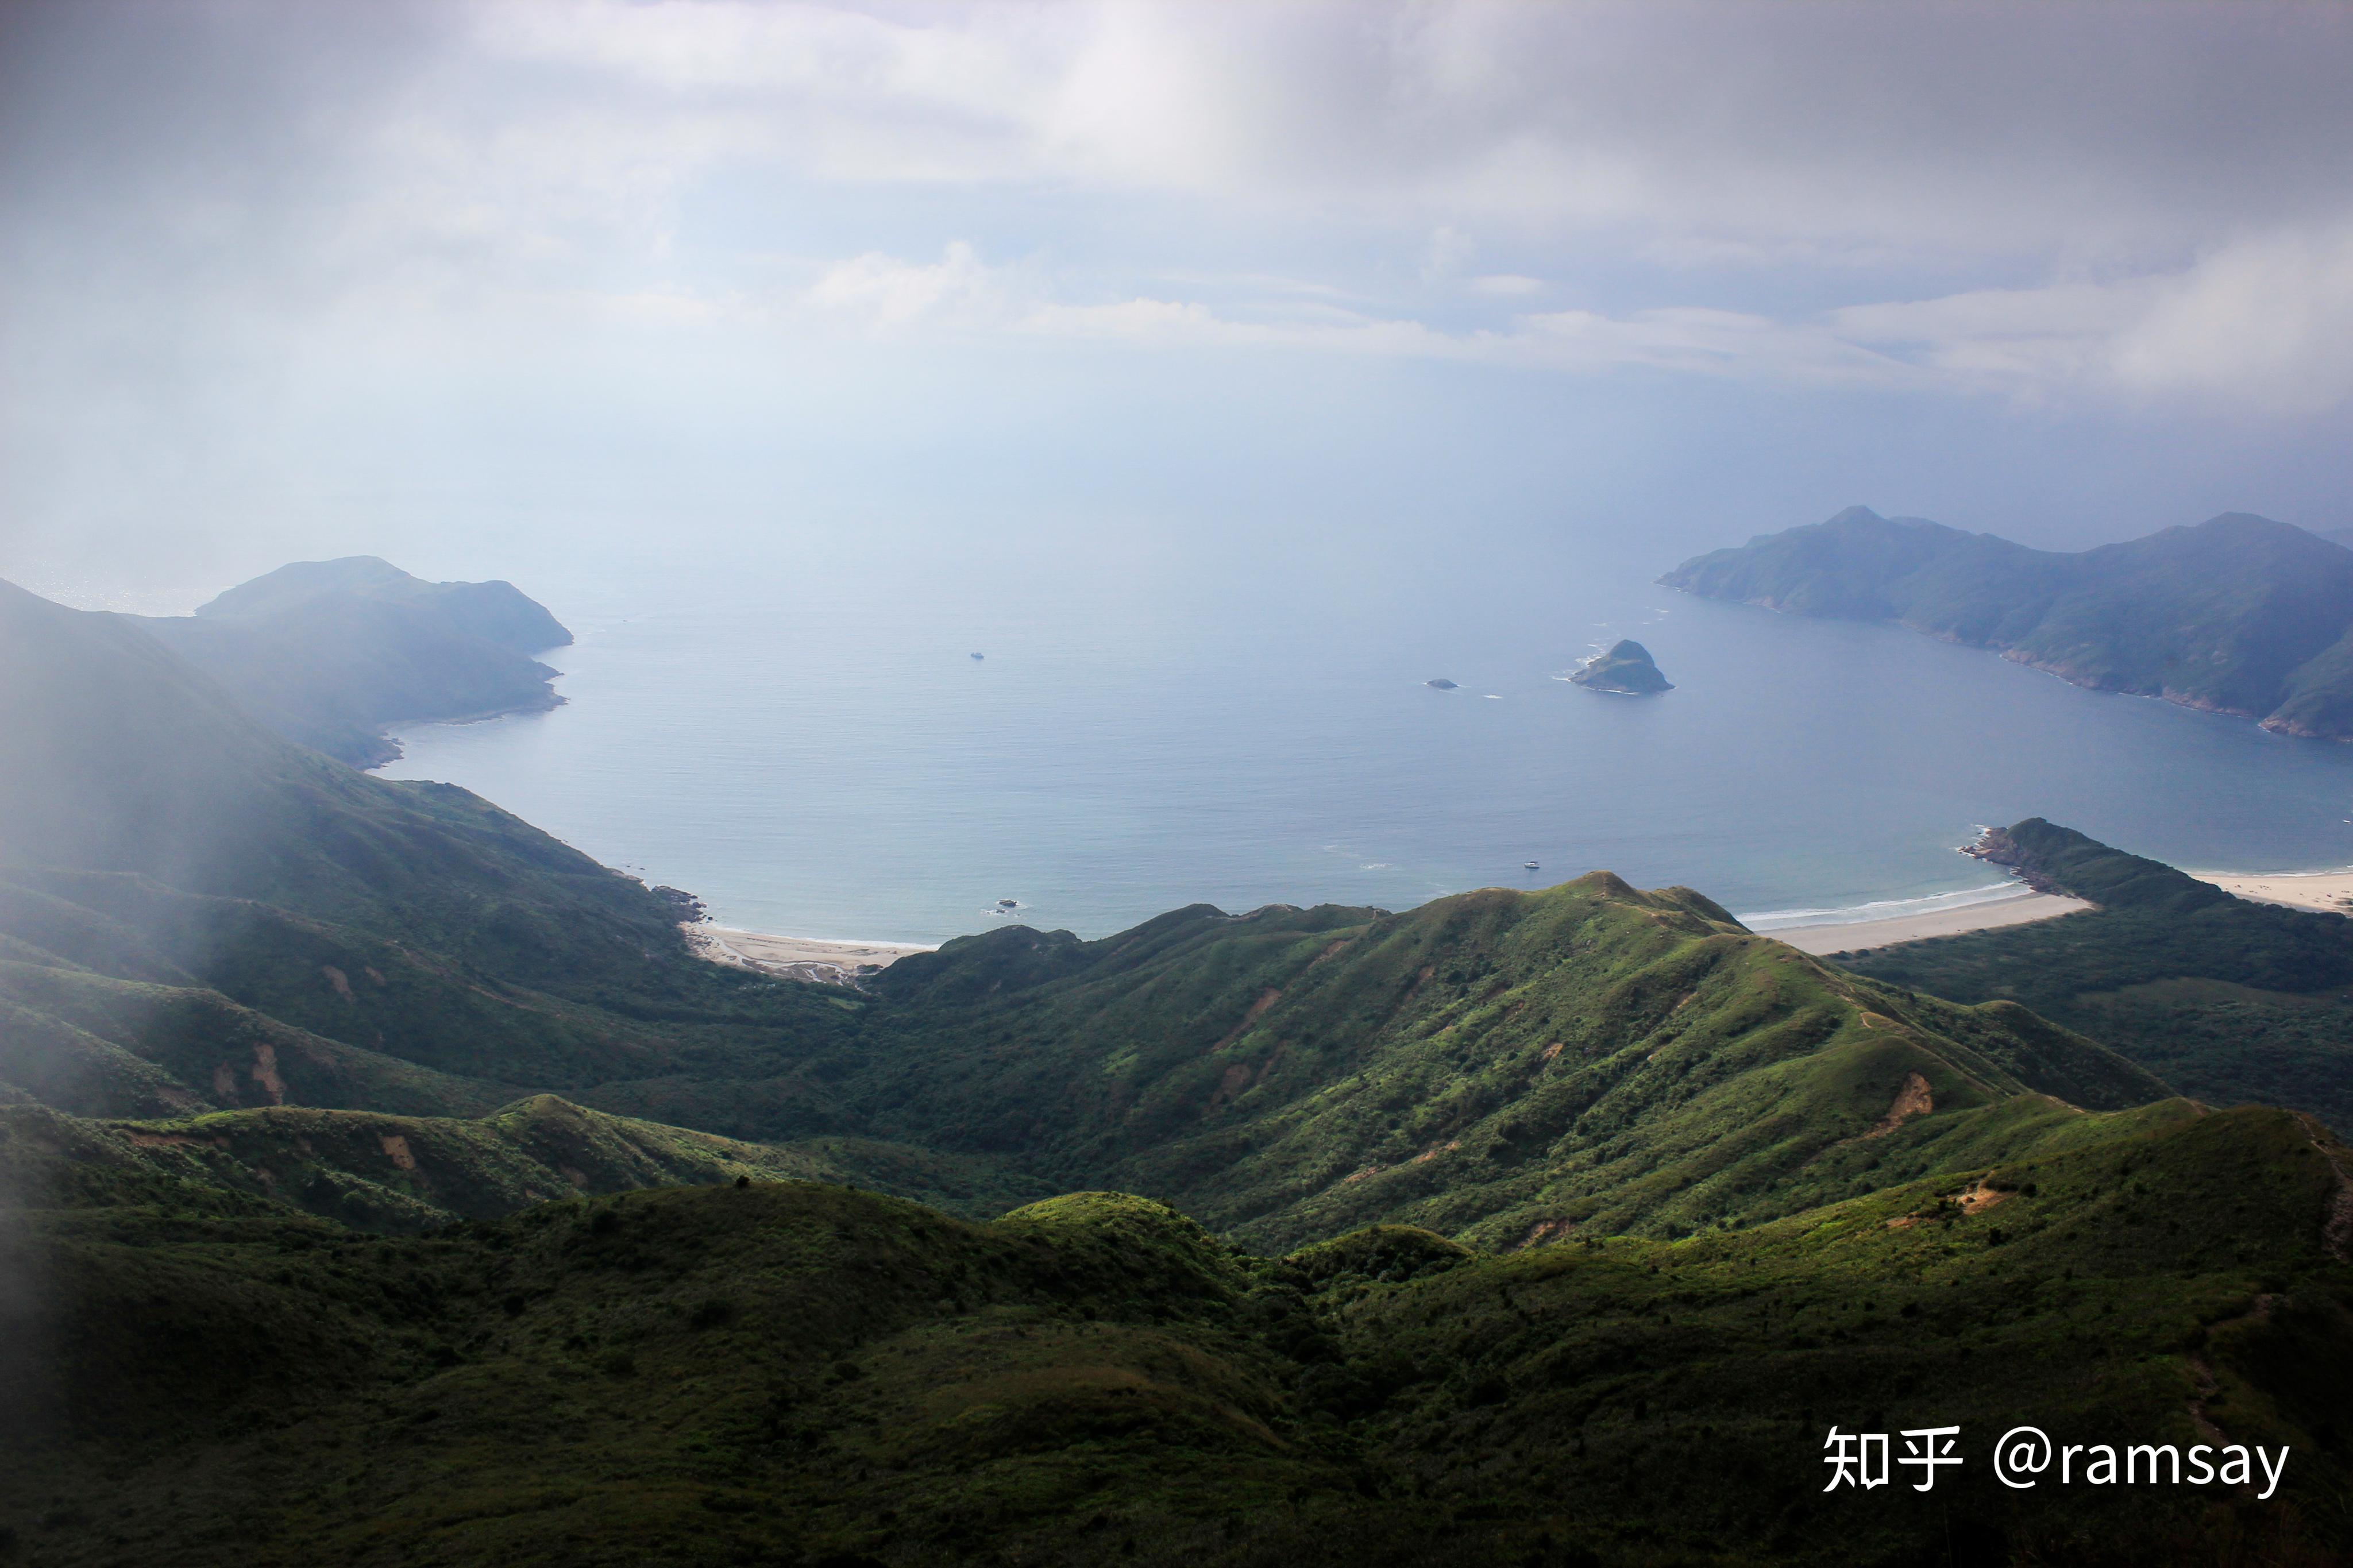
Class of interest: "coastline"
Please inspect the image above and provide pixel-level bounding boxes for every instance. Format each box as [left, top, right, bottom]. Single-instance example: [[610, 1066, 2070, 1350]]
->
[[687, 925, 936, 984], [1763, 890, 2093, 955], [2185, 868, 2353, 915]]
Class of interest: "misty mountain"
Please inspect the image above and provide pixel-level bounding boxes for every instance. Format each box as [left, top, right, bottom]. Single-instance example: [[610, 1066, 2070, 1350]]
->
[[132, 556, 572, 767], [1662, 508, 2353, 738]]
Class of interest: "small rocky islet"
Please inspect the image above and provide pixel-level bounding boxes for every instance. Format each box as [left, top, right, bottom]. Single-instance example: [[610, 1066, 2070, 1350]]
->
[[1569, 638, 1673, 694]]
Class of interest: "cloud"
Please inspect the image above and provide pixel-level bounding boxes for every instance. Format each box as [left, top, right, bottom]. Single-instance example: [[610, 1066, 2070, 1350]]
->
[[807, 241, 1002, 326], [789, 229, 2353, 412], [1421, 226, 1478, 281], [2109, 226, 2353, 413], [454, 0, 2353, 258], [3, 0, 2351, 536]]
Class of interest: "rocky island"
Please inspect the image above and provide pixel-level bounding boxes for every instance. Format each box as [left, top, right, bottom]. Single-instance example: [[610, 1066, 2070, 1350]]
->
[[1569, 638, 1673, 693]]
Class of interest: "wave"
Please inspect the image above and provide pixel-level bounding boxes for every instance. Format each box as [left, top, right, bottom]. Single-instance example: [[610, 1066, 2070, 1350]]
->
[[1735, 879, 2029, 933]]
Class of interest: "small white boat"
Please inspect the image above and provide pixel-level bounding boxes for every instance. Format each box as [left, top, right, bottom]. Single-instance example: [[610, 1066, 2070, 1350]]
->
[[1523, 861, 1540, 871]]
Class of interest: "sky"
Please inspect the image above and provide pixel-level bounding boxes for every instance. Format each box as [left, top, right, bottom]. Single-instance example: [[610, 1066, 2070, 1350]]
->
[[3, 0, 2352, 608]]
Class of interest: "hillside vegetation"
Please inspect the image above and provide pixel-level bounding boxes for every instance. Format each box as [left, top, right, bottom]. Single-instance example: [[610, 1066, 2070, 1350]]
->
[[1843, 819, 2353, 1136], [134, 556, 573, 766], [2, 1096, 2347, 1566], [1661, 508, 2353, 737], [854, 879, 2165, 1250], [7, 574, 2353, 1561], [0, 576, 866, 1120]]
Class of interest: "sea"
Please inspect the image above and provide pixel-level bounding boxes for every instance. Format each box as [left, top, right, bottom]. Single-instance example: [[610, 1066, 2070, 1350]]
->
[[373, 526, 2353, 947]]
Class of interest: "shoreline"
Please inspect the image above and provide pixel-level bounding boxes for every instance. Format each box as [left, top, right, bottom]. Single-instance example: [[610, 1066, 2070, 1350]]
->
[[687, 926, 938, 984], [1764, 890, 2094, 955], [2185, 867, 2353, 915], [680, 854, 2353, 979]]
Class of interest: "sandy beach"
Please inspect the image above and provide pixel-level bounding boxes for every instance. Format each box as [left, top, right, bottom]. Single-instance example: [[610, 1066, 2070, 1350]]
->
[[2186, 869, 2353, 915], [687, 926, 936, 984], [1769, 891, 2094, 955]]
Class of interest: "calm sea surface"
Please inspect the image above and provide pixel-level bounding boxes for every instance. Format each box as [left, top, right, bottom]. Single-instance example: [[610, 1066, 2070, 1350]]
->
[[378, 531, 2353, 946]]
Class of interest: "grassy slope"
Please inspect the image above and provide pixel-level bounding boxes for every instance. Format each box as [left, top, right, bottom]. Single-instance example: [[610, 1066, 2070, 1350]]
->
[[1843, 820, 2353, 1137], [1660, 509, 2353, 736], [859, 878, 2165, 1249], [2, 1100, 2346, 1567], [0, 1096, 1034, 1234], [0, 578, 869, 1124]]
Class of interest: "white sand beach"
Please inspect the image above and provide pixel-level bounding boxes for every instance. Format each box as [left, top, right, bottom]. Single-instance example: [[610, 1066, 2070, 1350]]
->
[[2186, 869, 2353, 915], [687, 926, 936, 984], [1769, 891, 2093, 955]]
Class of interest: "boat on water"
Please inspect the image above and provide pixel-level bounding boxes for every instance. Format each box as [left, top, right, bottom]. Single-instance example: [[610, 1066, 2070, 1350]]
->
[[1523, 862, 1540, 871]]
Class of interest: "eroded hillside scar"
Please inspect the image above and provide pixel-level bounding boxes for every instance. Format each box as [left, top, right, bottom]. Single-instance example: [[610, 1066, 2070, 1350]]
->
[[1865, 1071, 1934, 1138]]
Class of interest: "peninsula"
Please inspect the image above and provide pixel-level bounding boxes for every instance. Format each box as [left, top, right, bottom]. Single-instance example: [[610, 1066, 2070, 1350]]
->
[[134, 555, 573, 766], [1661, 507, 2353, 738]]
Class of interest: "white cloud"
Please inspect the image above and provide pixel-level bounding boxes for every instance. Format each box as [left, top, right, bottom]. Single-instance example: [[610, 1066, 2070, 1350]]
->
[[784, 229, 2353, 412], [6, 0, 2353, 461], [807, 241, 1001, 326], [454, 0, 2353, 258], [1420, 225, 1477, 281], [2109, 226, 2353, 414]]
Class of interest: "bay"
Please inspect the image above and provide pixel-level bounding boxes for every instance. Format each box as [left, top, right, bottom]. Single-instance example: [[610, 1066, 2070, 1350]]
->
[[379, 528, 2353, 945]]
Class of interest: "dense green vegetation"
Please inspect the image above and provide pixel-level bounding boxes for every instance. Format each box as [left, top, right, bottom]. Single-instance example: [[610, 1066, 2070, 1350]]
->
[[1661, 509, 2353, 737], [2, 1098, 2347, 1566], [134, 556, 573, 766], [1569, 638, 1672, 693], [1843, 820, 2353, 1137], [6, 575, 2352, 1562], [853, 881, 2163, 1251]]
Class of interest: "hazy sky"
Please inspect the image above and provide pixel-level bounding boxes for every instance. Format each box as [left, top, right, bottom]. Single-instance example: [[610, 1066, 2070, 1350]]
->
[[4, 0, 2352, 607]]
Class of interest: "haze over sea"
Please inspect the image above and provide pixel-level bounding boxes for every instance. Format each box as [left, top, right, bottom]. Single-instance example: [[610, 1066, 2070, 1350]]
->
[[374, 520, 2353, 947]]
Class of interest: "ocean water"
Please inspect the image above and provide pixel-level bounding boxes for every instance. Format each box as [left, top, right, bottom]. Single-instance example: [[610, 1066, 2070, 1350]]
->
[[377, 528, 2353, 946]]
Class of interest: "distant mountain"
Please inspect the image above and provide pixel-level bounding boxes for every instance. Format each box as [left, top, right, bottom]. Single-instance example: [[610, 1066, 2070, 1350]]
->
[[132, 555, 573, 766], [1661, 507, 2353, 737]]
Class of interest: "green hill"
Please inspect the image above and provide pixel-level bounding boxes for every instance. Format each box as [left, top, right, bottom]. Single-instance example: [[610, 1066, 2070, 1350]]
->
[[0, 1095, 1037, 1233], [0, 576, 869, 1120], [2, 1098, 2346, 1566], [1661, 508, 2353, 737], [852, 879, 2165, 1251], [133, 556, 572, 766], [1841, 819, 2353, 1137]]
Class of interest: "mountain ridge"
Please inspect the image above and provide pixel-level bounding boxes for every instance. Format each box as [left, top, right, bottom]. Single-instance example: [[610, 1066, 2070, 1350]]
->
[[133, 556, 573, 766], [1661, 507, 2353, 737]]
